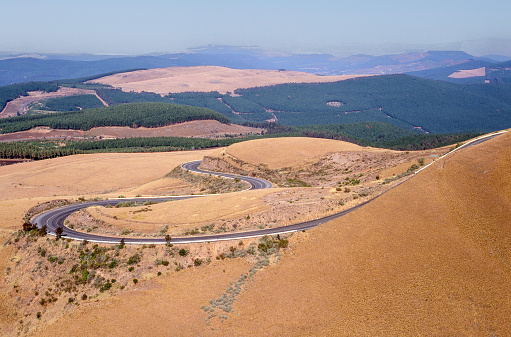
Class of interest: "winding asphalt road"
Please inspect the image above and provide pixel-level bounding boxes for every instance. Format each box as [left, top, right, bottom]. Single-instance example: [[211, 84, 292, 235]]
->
[[31, 131, 507, 245]]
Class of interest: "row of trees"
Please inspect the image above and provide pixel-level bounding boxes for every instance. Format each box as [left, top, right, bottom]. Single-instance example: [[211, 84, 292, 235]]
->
[[0, 136, 243, 160], [0, 142, 82, 160], [0, 102, 231, 134]]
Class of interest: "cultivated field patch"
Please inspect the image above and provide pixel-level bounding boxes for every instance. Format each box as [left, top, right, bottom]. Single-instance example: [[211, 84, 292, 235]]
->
[[91, 66, 368, 95]]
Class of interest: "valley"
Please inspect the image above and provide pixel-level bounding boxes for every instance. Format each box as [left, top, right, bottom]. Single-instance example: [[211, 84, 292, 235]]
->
[[0, 52, 510, 337]]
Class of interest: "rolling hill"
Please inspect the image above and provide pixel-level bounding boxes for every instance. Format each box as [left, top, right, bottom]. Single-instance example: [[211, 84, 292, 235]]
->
[[88, 71, 511, 133], [15, 131, 510, 336]]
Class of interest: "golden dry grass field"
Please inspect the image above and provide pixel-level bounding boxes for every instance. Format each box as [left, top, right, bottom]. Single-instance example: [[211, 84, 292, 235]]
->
[[0, 148, 222, 231], [90, 66, 368, 95], [0, 133, 509, 336], [223, 137, 390, 169]]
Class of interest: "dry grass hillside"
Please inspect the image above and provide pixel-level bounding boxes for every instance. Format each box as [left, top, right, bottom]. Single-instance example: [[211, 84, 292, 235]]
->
[[219, 137, 386, 169], [3, 132, 504, 336], [213, 132, 511, 336], [91, 66, 367, 95], [0, 149, 222, 233]]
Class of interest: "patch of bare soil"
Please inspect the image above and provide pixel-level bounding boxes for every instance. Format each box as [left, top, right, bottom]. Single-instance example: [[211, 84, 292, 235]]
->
[[448, 66, 486, 78], [0, 120, 262, 142], [0, 87, 103, 118], [90, 66, 370, 95]]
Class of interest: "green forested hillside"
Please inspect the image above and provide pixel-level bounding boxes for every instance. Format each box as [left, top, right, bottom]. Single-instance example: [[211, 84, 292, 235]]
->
[[33, 94, 105, 112], [92, 75, 511, 133], [235, 75, 511, 133], [96, 89, 247, 123], [0, 82, 59, 112], [2, 74, 510, 135], [294, 122, 482, 150], [0, 102, 230, 134]]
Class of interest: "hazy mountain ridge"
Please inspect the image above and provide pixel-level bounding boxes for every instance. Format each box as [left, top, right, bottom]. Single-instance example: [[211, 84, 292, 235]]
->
[[2, 46, 510, 86]]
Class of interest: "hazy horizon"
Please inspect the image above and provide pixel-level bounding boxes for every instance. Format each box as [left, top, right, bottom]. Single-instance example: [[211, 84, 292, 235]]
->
[[2, 0, 511, 57]]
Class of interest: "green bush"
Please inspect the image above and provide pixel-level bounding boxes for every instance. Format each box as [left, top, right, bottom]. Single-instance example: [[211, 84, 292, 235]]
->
[[127, 254, 141, 265]]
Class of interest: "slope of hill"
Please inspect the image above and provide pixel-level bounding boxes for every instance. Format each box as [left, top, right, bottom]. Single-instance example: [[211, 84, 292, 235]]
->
[[20, 132, 510, 336], [234, 75, 511, 133], [486, 60, 511, 83], [212, 132, 511, 336], [88, 71, 511, 133], [406, 59, 492, 83], [0, 102, 230, 134]]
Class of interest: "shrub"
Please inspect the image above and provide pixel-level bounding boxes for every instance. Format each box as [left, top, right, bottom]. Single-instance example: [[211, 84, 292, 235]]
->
[[278, 238, 289, 248], [127, 254, 141, 265], [194, 259, 203, 266], [121, 228, 132, 235], [156, 259, 169, 266], [133, 278, 138, 284], [178, 248, 189, 257]]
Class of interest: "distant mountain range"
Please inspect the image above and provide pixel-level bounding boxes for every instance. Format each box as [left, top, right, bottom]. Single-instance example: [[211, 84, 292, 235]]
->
[[1, 45, 511, 86]]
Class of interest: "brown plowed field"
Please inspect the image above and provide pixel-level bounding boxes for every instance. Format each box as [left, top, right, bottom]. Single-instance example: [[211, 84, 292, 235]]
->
[[0, 120, 262, 142], [0, 132, 502, 336], [90, 66, 369, 95]]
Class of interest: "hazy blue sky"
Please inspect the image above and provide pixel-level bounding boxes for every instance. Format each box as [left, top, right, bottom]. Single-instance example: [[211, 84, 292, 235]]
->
[[2, 0, 510, 55]]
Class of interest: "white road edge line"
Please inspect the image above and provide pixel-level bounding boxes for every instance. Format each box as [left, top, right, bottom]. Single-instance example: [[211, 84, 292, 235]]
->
[[414, 130, 508, 175]]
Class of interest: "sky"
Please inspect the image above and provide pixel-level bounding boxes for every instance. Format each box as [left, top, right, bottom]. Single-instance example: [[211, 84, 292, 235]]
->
[[2, 0, 511, 56]]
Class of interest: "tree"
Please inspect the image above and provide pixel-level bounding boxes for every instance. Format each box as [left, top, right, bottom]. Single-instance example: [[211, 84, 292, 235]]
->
[[39, 225, 47, 236], [23, 220, 36, 232], [165, 234, 171, 243], [55, 226, 63, 240]]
